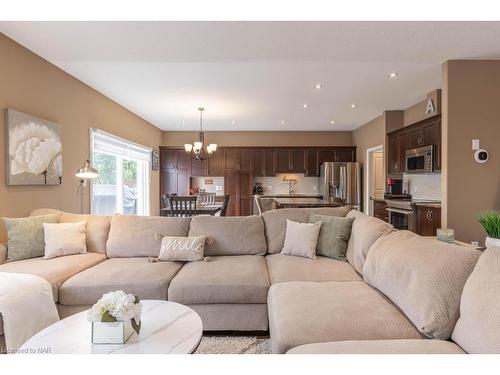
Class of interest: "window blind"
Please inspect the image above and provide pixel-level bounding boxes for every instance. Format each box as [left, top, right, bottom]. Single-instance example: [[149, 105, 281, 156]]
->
[[91, 128, 152, 162]]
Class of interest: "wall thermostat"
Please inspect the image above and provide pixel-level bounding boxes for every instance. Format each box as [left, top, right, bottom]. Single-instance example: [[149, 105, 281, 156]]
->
[[474, 149, 489, 164]]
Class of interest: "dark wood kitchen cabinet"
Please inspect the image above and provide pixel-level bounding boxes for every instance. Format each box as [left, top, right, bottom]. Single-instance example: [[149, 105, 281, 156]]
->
[[190, 159, 207, 176], [275, 150, 291, 173], [388, 115, 441, 175], [224, 172, 252, 216], [373, 200, 389, 222], [416, 205, 441, 236], [387, 130, 409, 174], [291, 149, 306, 173], [159, 148, 191, 196], [305, 149, 319, 176]]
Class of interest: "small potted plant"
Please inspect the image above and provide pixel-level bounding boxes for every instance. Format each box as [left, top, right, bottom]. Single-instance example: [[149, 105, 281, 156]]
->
[[87, 290, 142, 344], [477, 210, 500, 248]]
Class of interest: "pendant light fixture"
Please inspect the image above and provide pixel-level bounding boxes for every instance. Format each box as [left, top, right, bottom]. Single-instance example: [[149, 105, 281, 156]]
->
[[184, 107, 217, 161]]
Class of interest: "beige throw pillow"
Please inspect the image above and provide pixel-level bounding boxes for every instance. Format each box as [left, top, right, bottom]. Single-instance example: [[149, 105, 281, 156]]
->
[[159, 236, 206, 262], [281, 219, 321, 259], [43, 221, 88, 259]]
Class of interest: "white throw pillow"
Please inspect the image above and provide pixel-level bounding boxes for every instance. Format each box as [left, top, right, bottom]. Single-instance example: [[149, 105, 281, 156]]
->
[[281, 219, 321, 259], [158, 236, 206, 262], [43, 221, 88, 259]]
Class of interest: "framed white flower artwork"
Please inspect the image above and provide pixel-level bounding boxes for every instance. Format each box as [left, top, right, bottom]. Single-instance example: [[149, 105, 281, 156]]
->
[[5, 109, 63, 185]]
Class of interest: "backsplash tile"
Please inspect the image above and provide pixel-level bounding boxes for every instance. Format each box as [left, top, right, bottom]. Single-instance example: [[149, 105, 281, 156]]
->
[[253, 174, 319, 195], [403, 173, 442, 200]]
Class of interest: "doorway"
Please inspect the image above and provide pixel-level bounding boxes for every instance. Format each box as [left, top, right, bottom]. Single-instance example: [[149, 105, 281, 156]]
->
[[365, 145, 385, 216]]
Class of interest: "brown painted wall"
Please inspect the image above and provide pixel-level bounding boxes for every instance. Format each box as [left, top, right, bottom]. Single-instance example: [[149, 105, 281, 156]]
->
[[162, 131, 353, 147], [442, 60, 500, 244], [403, 89, 442, 127], [352, 115, 385, 211], [0, 34, 162, 242]]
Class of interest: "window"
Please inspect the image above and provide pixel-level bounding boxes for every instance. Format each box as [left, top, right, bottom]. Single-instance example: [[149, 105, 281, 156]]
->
[[90, 128, 151, 216]]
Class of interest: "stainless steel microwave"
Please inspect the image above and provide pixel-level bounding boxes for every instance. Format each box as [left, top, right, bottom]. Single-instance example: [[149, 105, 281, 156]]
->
[[405, 145, 434, 174]]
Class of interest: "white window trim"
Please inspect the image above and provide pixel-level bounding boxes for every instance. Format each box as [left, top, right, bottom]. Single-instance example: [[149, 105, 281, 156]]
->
[[90, 128, 152, 216]]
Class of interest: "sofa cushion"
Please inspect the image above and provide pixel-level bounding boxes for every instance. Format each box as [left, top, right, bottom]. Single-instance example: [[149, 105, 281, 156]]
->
[[281, 220, 321, 259], [59, 258, 183, 306], [0, 253, 106, 302], [188, 216, 267, 256], [106, 215, 190, 258], [262, 207, 351, 254], [364, 230, 481, 340], [452, 247, 500, 354], [3, 214, 60, 261], [287, 339, 465, 354], [268, 281, 423, 353], [266, 254, 361, 284], [168, 255, 269, 304], [309, 214, 354, 260], [345, 209, 394, 274], [30, 209, 111, 254]]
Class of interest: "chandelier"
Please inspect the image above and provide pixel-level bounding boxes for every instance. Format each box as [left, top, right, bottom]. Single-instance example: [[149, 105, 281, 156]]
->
[[184, 107, 217, 161]]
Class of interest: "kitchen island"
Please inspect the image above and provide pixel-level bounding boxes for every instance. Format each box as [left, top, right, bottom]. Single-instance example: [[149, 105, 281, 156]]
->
[[272, 197, 341, 209]]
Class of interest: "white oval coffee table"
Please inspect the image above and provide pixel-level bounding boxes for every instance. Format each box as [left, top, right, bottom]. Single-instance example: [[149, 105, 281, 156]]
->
[[20, 300, 203, 354]]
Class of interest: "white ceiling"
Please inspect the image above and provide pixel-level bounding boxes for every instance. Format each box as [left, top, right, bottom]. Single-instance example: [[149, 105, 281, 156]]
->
[[2, 21, 500, 131]]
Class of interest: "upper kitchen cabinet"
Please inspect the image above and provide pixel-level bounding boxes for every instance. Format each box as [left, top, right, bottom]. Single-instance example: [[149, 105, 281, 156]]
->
[[275, 149, 307, 173], [334, 148, 356, 162], [190, 158, 207, 176], [387, 129, 409, 174], [265, 150, 276, 176], [160, 148, 190, 171], [305, 149, 319, 176], [290, 149, 306, 173], [223, 148, 254, 173], [387, 115, 441, 175], [207, 150, 223, 176], [275, 150, 291, 173], [317, 147, 356, 165]]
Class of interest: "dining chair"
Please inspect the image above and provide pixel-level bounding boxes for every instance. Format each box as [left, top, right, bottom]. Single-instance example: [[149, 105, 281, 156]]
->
[[254, 195, 264, 215], [167, 195, 197, 217], [220, 194, 230, 217], [198, 192, 216, 205]]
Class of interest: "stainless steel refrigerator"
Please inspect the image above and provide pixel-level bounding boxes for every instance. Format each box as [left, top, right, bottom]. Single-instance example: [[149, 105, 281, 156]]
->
[[319, 162, 361, 209]]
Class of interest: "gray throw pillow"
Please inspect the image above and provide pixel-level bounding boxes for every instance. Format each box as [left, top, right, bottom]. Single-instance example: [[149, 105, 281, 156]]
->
[[309, 214, 354, 261], [3, 214, 60, 261]]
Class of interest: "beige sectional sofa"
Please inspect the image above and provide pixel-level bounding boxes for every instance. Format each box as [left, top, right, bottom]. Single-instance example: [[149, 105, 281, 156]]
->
[[1, 206, 497, 354]]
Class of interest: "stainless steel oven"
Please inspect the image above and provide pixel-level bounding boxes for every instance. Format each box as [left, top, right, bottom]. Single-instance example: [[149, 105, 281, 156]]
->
[[385, 200, 416, 231], [405, 145, 434, 174]]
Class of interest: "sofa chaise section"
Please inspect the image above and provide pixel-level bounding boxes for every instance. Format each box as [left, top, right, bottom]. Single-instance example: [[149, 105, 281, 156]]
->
[[58, 258, 184, 317], [287, 339, 465, 354], [268, 281, 423, 353], [266, 254, 361, 284], [168, 255, 270, 331], [0, 253, 106, 302]]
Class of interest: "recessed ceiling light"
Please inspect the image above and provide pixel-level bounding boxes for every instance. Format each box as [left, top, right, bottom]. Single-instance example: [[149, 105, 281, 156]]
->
[[303, 104, 309, 109], [330, 120, 335, 125], [315, 83, 323, 90], [281, 120, 286, 125], [351, 104, 356, 108], [388, 72, 399, 78]]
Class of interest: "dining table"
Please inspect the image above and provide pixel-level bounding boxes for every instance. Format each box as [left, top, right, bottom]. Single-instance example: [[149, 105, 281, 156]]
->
[[160, 203, 222, 216]]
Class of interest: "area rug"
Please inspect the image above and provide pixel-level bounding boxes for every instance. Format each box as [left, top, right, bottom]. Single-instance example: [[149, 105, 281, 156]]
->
[[194, 336, 272, 354]]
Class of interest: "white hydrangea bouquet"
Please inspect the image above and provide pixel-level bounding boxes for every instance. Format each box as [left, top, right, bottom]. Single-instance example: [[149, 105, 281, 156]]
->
[[87, 290, 142, 344]]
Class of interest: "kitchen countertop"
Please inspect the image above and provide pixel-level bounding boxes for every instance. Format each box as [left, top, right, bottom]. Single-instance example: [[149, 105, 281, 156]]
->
[[412, 200, 441, 208], [255, 194, 322, 199], [272, 197, 341, 208]]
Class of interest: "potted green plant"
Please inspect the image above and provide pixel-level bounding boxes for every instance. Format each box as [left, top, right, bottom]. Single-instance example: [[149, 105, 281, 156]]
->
[[477, 210, 500, 248]]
